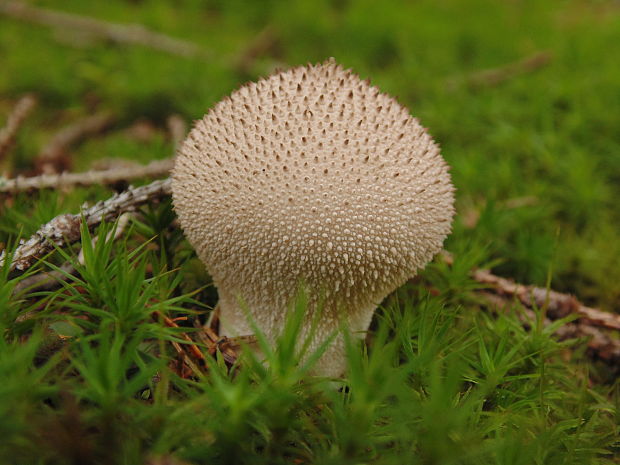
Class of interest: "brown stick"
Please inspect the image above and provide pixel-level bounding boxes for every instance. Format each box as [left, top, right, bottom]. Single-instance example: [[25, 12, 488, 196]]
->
[[440, 252, 620, 331], [478, 290, 620, 366], [12, 214, 132, 295], [0, 94, 36, 161], [471, 268, 620, 331], [1, 158, 173, 193], [0, 178, 171, 272], [0, 1, 210, 59], [438, 252, 620, 367], [36, 112, 115, 174], [12, 262, 77, 295], [557, 322, 620, 366]]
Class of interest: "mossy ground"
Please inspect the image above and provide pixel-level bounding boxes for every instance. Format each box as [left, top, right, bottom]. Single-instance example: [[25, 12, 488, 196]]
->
[[0, 1, 619, 464]]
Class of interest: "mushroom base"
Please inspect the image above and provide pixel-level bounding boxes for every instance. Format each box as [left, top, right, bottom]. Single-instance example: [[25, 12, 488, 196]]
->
[[215, 289, 376, 378]]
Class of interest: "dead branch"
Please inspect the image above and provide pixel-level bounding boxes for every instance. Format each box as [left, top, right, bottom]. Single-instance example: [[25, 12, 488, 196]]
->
[[13, 213, 134, 292], [0, 1, 209, 59], [0, 94, 36, 161], [439, 252, 620, 332], [1, 158, 173, 193], [438, 252, 620, 367], [555, 323, 620, 366], [447, 51, 553, 89], [560, 324, 620, 366], [0, 178, 171, 272], [479, 290, 620, 366], [472, 268, 620, 331], [36, 112, 115, 174], [13, 212, 132, 329], [12, 262, 76, 295]]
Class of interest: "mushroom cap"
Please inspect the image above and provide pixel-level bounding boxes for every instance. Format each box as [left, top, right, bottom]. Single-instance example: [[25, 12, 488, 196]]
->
[[172, 60, 454, 375]]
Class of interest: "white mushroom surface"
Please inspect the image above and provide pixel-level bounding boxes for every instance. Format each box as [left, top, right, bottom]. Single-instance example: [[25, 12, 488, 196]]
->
[[172, 60, 454, 377]]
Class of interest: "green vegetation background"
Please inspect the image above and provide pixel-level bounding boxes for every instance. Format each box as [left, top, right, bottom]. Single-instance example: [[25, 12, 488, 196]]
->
[[0, 0, 619, 464]]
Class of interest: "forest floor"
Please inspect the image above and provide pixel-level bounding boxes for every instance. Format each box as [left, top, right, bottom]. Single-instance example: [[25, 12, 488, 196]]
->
[[0, 1, 619, 464]]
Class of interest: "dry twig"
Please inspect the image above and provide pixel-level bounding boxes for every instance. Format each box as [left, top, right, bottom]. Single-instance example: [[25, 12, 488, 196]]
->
[[0, 94, 36, 161], [439, 253, 620, 366], [12, 262, 76, 295], [0, 1, 209, 59], [12, 214, 132, 296], [0, 178, 171, 272], [479, 290, 620, 366], [440, 252, 620, 330], [472, 268, 620, 331], [556, 321, 620, 366], [473, 269, 620, 366], [1, 158, 173, 193]]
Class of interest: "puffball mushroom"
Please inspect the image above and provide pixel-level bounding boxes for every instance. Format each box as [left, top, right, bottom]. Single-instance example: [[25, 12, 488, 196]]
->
[[172, 59, 454, 377]]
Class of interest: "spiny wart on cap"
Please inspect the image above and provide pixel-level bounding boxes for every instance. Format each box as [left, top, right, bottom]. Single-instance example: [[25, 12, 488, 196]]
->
[[172, 59, 455, 377]]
